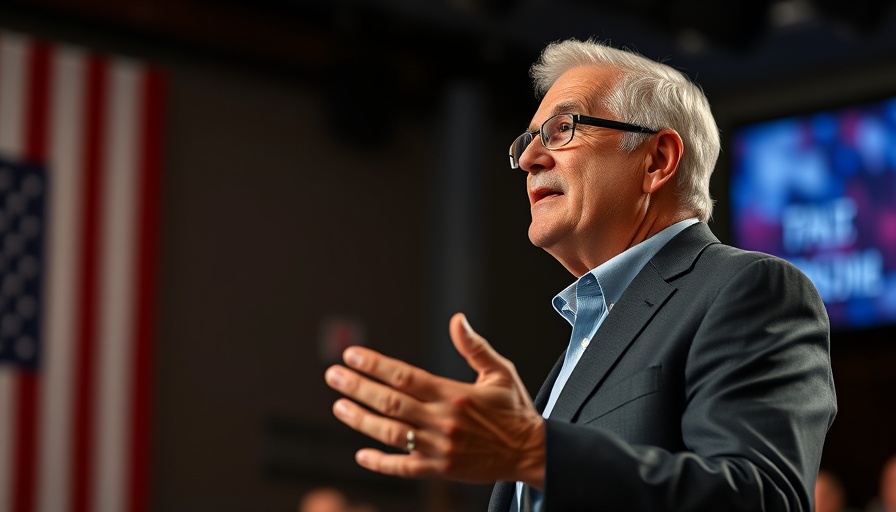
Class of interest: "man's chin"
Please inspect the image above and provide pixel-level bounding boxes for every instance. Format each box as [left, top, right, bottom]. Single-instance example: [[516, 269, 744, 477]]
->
[[528, 223, 563, 250]]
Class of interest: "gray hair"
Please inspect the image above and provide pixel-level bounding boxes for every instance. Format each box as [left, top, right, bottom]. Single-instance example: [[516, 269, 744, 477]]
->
[[530, 38, 719, 222]]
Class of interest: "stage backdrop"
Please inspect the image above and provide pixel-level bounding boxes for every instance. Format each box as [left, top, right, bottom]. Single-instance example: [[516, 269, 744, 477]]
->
[[0, 29, 166, 512]]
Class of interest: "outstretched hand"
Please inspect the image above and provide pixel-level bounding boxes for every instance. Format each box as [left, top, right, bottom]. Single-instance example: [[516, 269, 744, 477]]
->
[[324, 313, 545, 489]]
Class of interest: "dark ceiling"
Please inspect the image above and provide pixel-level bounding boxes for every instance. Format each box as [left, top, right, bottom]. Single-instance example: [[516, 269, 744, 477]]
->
[[2, 0, 895, 121], [4, 0, 896, 83]]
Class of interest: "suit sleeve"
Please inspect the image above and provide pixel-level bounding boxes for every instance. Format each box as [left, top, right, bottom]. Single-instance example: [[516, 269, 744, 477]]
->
[[541, 256, 837, 512]]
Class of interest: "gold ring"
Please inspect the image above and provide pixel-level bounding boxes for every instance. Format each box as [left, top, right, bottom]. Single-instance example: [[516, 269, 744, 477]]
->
[[405, 429, 416, 453]]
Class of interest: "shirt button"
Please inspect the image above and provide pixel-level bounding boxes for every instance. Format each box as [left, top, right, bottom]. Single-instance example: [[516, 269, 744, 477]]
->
[[581, 338, 590, 348]]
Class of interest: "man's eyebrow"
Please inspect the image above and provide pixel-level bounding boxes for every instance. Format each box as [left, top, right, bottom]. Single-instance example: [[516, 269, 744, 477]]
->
[[550, 101, 582, 116], [528, 101, 584, 131]]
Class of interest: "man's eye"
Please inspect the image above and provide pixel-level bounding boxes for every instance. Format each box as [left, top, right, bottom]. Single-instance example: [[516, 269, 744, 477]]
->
[[557, 122, 573, 132]]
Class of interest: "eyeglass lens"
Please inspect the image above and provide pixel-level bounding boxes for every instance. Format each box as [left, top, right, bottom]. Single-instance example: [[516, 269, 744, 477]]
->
[[509, 114, 575, 169], [509, 132, 533, 169]]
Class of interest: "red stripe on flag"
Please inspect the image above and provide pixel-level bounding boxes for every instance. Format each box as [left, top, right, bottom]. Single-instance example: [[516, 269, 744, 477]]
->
[[72, 54, 107, 512], [25, 41, 50, 161], [129, 66, 165, 512], [13, 374, 37, 512], [13, 376, 37, 512], [0, 31, 4, 127], [0, 30, 4, 120], [12, 38, 52, 512]]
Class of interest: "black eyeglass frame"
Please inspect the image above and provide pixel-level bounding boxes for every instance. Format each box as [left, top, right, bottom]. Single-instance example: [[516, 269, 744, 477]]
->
[[508, 113, 658, 169]]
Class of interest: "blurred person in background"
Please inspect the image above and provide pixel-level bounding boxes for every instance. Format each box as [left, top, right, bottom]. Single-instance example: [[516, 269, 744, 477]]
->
[[816, 469, 859, 512], [868, 455, 896, 512], [298, 487, 377, 512]]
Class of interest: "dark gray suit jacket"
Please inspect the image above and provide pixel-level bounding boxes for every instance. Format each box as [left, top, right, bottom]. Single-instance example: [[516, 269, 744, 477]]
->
[[488, 222, 837, 512]]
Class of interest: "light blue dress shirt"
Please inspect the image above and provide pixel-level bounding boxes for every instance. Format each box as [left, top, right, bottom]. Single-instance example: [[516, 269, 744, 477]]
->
[[515, 218, 698, 512]]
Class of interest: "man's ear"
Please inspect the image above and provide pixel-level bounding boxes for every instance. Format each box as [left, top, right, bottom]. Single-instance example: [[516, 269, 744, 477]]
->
[[643, 129, 683, 194]]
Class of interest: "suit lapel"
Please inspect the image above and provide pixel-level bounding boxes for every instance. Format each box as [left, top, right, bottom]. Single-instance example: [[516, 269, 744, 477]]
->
[[532, 351, 564, 413], [546, 222, 719, 423], [487, 481, 515, 512], [547, 268, 675, 422]]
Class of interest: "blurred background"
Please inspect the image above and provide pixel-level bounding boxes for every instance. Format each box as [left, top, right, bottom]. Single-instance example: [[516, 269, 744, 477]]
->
[[1, 0, 895, 511]]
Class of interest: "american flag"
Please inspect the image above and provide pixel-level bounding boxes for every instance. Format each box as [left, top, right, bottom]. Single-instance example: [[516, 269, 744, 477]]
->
[[0, 29, 166, 512]]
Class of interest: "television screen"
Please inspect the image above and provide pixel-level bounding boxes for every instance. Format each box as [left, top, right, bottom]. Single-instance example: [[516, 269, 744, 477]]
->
[[729, 95, 896, 331]]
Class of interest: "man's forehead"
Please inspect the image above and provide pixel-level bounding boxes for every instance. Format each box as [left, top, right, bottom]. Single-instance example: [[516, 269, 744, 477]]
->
[[529, 66, 616, 127]]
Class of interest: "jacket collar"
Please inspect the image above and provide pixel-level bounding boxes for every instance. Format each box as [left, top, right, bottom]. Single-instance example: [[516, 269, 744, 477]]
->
[[537, 222, 719, 421]]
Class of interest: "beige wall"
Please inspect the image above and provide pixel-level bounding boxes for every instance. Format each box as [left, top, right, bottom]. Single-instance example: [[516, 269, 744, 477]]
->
[[153, 62, 438, 511]]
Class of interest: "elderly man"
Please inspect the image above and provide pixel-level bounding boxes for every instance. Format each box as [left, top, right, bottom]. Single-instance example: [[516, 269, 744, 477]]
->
[[324, 37, 836, 511]]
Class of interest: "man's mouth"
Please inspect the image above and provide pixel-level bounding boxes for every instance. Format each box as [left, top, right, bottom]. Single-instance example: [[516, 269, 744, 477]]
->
[[530, 187, 563, 204]]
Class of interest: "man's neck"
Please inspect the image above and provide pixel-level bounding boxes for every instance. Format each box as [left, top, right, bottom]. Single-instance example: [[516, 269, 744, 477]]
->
[[550, 210, 697, 277]]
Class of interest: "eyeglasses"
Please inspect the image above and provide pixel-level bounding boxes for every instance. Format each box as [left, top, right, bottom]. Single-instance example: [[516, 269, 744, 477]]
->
[[508, 113, 658, 169]]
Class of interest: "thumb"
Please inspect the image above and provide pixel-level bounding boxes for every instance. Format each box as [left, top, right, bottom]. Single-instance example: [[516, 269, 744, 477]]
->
[[449, 312, 507, 378]]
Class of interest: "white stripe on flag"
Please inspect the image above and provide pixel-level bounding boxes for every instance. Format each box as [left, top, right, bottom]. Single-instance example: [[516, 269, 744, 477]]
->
[[0, 30, 29, 512], [36, 43, 87, 512], [93, 59, 141, 512], [0, 31, 27, 156]]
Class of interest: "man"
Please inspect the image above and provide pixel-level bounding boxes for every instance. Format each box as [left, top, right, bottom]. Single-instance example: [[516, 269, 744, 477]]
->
[[324, 38, 837, 511]]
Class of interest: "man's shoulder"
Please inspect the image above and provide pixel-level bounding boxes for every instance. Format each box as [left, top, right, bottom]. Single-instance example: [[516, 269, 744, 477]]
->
[[658, 222, 809, 280], [695, 238, 808, 278], [700, 237, 801, 270], [671, 222, 795, 263], [700, 240, 781, 263]]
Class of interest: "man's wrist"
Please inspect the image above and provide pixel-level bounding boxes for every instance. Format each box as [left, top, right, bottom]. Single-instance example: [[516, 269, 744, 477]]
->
[[518, 417, 546, 491]]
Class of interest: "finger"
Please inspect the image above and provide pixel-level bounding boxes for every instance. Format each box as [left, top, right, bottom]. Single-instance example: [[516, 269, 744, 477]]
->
[[354, 448, 443, 479], [325, 365, 428, 426], [449, 313, 511, 379], [341, 346, 446, 402], [332, 398, 437, 454]]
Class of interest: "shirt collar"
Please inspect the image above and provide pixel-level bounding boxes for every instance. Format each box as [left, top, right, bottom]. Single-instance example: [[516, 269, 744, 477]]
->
[[552, 218, 699, 324]]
